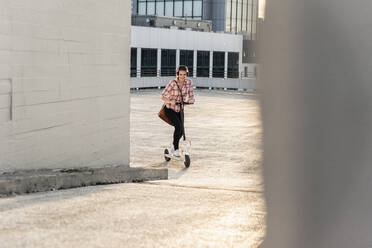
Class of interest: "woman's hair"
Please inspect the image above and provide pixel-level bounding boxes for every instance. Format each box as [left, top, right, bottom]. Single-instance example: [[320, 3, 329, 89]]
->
[[176, 65, 189, 76]]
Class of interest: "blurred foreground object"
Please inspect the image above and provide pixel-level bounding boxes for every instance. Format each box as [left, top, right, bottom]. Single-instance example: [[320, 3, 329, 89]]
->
[[261, 0, 372, 247]]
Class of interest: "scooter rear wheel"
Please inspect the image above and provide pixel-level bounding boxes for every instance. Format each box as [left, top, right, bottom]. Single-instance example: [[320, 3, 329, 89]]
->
[[184, 154, 190, 168], [164, 149, 171, 161]]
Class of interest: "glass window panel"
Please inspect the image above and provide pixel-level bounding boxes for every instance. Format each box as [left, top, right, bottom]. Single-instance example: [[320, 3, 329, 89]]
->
[[252, 20, 257, 34], [248, 0, 252, 21], [237, 0, 242, 32], [213, 52, 225, 78], [193, 1, 202, 17], [180, 50, 194, 77], [174, 1, 183, 17], [165, 1, 174, 17], [138, 2, 146, 15], [232, 0, 237, 19], [156, 1, 165, 16], [231, 0, 237, 32], [228, 52, 239, 78], [161, 49, 176, 76], [242, 2, 247, 31], [141, 48, 157, 77], [253, 1, 258, 20], [226, 0, 231, 32], [184, 1, 192, 17], [147, 2, 155, 15], [247, 20, 252, 37], [130, 48, 137, 77], [197, 51, 210, 77]]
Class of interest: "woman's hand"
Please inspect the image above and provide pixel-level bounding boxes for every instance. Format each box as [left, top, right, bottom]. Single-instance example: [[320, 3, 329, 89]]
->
[[161, 96, 174, 105]]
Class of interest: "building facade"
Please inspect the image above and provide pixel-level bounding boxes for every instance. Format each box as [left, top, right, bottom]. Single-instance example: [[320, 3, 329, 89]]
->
[[132, 0, 259, 38], [224, 0, 259, 38], [130, 26, 256, 89], [135, 0, 204, 19], [131, 0, 259, 90]]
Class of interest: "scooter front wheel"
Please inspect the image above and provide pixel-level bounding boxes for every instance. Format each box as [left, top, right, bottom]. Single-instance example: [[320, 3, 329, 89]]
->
[[164, 149, 171, 162], [184, 154, 190, 168]]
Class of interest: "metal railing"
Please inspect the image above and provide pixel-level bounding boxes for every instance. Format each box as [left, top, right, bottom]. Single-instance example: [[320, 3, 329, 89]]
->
[[130, 69, 257, 79], [212, 68, 225, 78]]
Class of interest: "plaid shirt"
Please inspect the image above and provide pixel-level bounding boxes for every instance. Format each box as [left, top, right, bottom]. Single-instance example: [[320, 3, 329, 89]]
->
[[162, 78, 195, 112]]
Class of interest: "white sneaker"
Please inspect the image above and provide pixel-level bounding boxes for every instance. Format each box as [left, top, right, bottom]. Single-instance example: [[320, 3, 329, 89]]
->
[[173, 149, 181, 157]]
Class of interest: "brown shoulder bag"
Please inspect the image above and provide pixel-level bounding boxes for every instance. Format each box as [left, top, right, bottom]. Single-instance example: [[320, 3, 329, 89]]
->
[[158, 104, 174, 126]]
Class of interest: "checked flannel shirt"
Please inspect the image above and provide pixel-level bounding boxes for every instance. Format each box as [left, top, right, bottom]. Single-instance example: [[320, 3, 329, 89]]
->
[[161, 78, 195, 112]]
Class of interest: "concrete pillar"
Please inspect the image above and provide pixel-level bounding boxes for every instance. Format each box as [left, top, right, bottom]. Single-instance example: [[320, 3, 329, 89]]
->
[[209, 51, 213, 78], [193, 50, 197, 78], [157, 48, 161, 77], [176, 49, 180, 69], [136, 47, 141, 78], [238, 50, 243, 79], [224, 51, 228, 79], [261, 0, 372, 248]]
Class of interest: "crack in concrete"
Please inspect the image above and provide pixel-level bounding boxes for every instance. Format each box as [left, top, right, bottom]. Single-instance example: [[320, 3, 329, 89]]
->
[[140, 181, 264, 194]]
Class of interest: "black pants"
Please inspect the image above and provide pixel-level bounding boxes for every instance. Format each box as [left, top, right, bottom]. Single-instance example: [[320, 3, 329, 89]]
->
[[164, 106, 184, 150]]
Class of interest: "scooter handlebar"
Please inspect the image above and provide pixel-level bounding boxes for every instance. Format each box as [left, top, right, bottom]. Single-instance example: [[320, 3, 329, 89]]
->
[[176, 102, 193, 105]]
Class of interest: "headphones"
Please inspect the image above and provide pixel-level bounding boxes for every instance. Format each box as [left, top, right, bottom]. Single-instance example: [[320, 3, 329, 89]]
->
[[176, 65, 189, 77]]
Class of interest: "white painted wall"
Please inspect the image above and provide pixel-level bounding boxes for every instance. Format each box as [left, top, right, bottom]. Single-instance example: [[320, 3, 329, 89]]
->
[[131, 26, 242, 52], [0, 0, 131, 173]]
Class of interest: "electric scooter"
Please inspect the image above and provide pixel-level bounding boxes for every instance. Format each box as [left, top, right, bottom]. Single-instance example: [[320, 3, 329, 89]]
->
[[164, 102, 192, 168]]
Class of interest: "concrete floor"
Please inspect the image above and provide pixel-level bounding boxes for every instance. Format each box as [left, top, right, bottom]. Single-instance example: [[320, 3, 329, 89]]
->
[[0, 89, 265, 248]]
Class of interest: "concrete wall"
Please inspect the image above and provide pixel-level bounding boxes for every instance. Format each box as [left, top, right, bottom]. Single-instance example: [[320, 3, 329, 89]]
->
[[262, 0, 372, 247], [0, 0, 131, 173]]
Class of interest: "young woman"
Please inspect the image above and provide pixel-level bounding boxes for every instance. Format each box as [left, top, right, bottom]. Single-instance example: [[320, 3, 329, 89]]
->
[[161, 65, 195, 157]]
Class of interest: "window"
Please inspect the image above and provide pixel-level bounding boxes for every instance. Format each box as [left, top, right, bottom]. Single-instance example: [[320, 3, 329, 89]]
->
[[231, 0, 237, 33], [174, 1, 183, 17], [156, 1, 165, 16], [131, 48, 137, 77], [138, 0, 203, 19], [184, 1, 193, 17], [138, 1, 146, 15], [237, 0, 242, 32], [161, 49, 176, 76], [228, 52, 239, 78], [213, 52, 225, 78], [141, 48, 157, 77], [252, 21, 257, 39], [193, 0, 202, 17], [197, 51, 210, 77], [225, 0, 231, 32], [252, 0, 258, 38], [180, 50, 194, 77], [165, 1, 174, 17], [242, 0, 248, 32], [147, 1, 155, 15]]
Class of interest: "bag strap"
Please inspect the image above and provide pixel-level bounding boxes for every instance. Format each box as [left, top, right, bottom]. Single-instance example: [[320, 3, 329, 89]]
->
[[173, 79, 183, 103]]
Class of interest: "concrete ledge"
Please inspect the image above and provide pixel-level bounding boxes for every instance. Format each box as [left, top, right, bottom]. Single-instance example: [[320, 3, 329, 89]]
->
[[0, 166, 168, 197]]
